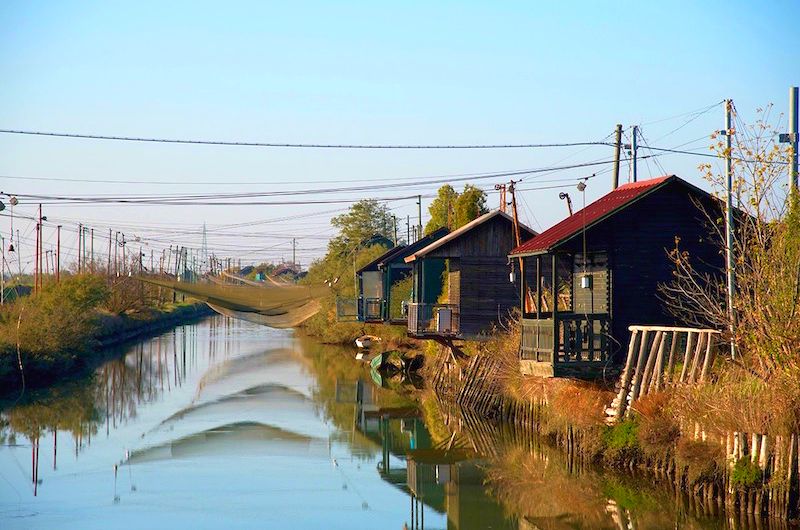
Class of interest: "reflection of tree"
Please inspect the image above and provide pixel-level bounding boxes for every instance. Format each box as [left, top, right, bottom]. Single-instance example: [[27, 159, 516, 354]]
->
[[1, 325, 198, 445]]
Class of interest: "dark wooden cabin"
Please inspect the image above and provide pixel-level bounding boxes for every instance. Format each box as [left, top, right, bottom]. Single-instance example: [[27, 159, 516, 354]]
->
[[509, 175, 724, 378], [404, 210, 536, 341], [337, 229, 448, 323]]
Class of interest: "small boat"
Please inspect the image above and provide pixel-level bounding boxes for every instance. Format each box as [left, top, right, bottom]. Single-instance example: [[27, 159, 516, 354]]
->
[[355, 335, 381, 349], [369, 350, 405, 373]]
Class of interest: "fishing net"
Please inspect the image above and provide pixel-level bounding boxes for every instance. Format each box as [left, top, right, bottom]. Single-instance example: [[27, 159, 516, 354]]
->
[[139, 276, 327, 329]]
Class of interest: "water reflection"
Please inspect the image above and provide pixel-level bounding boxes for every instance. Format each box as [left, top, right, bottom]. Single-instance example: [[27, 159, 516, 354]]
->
[[0, 318, 788, 529]]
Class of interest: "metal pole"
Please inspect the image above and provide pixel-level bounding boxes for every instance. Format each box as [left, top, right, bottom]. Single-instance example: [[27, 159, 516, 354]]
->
[[631, 125, 638, 183], [292, 238, 296, 266], [613, 124, 622, 189], [725, 99, 736, 359], [790, 86, 799, 191], [56, 225, 61, 283], [90, 228, 94, 272]]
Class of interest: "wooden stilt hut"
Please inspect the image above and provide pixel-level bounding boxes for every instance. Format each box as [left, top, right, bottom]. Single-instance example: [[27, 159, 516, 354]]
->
[[337, 228, 448, 323], [404, 210, 536, 341], [509, 175, 724, 378]]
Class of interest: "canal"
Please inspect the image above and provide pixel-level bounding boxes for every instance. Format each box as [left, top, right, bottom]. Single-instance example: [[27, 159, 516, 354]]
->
[[0, 317, 780, 529]]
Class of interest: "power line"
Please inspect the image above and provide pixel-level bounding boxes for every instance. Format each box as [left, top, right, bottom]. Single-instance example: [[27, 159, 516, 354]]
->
[[0, 128, 611, 150]]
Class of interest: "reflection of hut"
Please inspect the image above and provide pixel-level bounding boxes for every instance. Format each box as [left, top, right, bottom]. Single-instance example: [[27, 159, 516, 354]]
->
[[509, 176, 723, 378], [337, 229, 448, 323], [406, 456, 512, 530], [404, 211, 536, 341]]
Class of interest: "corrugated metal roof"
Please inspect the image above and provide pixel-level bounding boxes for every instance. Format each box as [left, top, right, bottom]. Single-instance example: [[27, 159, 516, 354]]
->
[[509, 175, 675, 256], [405, 209, 537, 263]]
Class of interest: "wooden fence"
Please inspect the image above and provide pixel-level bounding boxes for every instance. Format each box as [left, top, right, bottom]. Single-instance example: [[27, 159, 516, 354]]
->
[[606, 325, 721, 423]]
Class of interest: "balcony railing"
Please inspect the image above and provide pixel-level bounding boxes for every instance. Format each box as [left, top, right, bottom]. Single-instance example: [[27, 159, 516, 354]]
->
[[336, 297, 360, 322], [336, 297, 387, 323], [363, 297, 383, 322], [407, 303, 460, 337], [521, 313, 610, 363]]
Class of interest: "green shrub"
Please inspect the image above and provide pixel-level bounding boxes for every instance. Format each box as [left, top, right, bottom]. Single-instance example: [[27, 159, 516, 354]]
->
[[730, 457, 763, 489], [602, 420, 641, 463]]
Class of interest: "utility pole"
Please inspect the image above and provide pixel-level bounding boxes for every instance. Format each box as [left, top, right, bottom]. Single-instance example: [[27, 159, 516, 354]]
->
[[790, 86, 799, 191], [38, 204, 43, 290], [34, 222, 39, 292], [56, 225, 61, 283], [1, 236, 5, 304], [90, 228, 94, 272], [292, 238, 297, 266], [393, 216, 398, 245], [630, 125, 639, 183], [508, 180, 528, 312], [494, 184, 507, 212], [724, 99, 736, 359], [77, 223, 83, 274], [612, 124, 623, 189], [107, 229, 112, 278], [406, 215, 410, 243], [416, 195, 422, 241]]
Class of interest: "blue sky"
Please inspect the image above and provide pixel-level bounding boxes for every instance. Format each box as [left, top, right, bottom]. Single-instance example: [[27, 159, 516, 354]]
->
[[0, 1, 797, 269]]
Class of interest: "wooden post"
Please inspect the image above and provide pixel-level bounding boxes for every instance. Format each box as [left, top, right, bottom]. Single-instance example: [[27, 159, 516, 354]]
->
[[636, 331, 663, 402], [613, 329, 640, 418], [679, 332, 697, 383], [665, 331, 679, 382], [688, 332, 707, 384], [627, 330, 652, 412], [650, 332, 668, 393], [700, 333, 716, 382]]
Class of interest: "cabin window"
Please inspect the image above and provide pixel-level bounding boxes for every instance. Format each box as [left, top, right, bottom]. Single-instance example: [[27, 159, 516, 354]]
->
[[522, 254, 573, 317]]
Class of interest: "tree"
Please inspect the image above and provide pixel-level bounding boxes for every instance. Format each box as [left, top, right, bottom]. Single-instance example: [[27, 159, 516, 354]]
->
[[328, 200, 394, 255], [661, 105, 799, 379], [425, 185, 458, 235], [455, 184, 488, 228], [425, 184, 489, 234]]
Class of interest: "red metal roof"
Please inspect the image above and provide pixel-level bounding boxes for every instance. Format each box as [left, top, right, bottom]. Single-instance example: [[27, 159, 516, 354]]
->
[[510, 175, 675, 256]]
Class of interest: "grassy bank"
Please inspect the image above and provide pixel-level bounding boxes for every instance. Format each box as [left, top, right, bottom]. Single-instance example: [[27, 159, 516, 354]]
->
[[0, 274, 212, 397]]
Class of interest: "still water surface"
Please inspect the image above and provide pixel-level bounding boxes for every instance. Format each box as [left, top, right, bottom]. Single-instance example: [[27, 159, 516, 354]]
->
[[0, 317, 774, 529]]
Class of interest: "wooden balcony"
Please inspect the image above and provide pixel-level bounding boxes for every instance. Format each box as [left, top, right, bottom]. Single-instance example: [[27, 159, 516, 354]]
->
[[407, 303, 460, 338], [520, 313, 611, 377]]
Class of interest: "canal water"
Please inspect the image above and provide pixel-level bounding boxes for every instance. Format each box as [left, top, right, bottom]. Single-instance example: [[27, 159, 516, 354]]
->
[[0, 317, 779, 529]]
